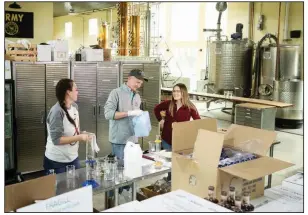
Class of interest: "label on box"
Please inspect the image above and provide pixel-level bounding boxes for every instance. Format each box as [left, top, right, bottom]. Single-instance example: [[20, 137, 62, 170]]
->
[[16, 186, 92, 212]]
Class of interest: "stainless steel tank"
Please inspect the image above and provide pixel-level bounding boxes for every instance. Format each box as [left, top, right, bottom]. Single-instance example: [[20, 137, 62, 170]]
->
[[208, 39, 253, 97], [259, 44, 301, 100], [273, 80, 303, 128]]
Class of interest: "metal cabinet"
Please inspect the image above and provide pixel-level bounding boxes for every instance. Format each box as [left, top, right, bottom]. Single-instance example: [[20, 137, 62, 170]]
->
[[5, 80, 17, 183], [72, 62, 120, 159], [235, 103, 277, 131], [13, 62, 70, 173], [96, 62, 119, 158]]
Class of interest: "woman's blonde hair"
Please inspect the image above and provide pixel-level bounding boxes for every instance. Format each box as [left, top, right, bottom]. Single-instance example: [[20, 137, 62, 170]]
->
[[169, 83, 197, 117]]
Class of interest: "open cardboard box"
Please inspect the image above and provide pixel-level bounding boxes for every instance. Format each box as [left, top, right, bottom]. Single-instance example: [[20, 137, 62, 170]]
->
[[5, 174, 56, 212], [171, 118, 294, 200]]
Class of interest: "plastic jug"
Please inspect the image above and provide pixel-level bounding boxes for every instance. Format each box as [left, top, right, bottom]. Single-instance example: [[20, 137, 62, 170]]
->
[[124, 141, 143, 178]]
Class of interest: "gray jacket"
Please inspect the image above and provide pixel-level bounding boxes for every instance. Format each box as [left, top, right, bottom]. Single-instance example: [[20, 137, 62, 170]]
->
[[104, 83, 141, 144]]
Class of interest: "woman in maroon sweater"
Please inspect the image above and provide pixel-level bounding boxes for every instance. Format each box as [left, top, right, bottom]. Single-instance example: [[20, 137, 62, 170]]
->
[[154, 83, 201, 151]]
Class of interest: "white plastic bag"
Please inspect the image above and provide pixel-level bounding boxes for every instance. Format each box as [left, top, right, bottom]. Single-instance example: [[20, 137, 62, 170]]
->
[[132, 111, 152, 137]]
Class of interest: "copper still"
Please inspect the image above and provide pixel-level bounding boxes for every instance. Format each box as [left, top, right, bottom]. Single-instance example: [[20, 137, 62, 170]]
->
[[129, 15, 140, 56], [117, 2, 129, 56]]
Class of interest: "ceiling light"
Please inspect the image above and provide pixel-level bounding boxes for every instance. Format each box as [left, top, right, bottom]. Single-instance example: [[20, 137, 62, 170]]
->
[[9, 2, 21, 9]]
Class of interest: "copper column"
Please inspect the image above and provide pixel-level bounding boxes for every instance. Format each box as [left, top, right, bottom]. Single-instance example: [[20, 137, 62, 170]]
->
[[117, 2, 129, 56], [129, 15, 140, 56]]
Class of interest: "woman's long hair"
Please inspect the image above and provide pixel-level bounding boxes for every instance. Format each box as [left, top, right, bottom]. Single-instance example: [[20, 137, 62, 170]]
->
[[169, 83, 197, 117], [55, 79, 77, 128]]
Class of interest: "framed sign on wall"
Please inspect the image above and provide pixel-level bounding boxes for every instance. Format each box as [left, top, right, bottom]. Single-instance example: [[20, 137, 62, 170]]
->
[[5, 11, 34, 38]]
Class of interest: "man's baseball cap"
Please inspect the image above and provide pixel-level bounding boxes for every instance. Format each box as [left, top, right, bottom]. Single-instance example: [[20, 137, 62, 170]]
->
[[128, 69, 148, 82]]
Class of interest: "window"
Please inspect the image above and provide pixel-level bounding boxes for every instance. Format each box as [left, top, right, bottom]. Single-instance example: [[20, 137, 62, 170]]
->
[[168, 48, 198, 90], [170, 3, 200, 41], [89, 18, 98, 36], [65, 22, 72, 38]]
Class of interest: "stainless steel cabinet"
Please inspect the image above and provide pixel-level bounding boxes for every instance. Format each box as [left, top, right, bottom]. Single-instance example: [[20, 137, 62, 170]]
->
[[13, 62, 69, 173], [72, 62, 120, 158], [97, 62, 119, 157]]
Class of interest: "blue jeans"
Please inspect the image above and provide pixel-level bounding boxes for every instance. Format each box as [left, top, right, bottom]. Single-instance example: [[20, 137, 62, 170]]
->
[[111, 143, 126, 167], [161, 140, 172, 181], [162, 140, 172, 151], [43, 156, 80, 175], [110, 143, 131, 195]]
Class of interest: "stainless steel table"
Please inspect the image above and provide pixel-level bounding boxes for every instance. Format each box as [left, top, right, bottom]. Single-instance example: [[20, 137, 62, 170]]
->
[[55, 163, 171, 207]]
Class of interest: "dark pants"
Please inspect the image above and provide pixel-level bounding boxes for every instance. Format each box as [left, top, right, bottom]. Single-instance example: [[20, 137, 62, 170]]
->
[[43, 156, 80, 175]]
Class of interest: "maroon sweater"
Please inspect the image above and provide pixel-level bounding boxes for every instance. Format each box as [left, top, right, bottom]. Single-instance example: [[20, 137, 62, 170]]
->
[[154, 100, 201, 145]]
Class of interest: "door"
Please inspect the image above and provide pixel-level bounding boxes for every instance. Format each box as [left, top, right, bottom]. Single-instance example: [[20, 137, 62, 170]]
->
[[142, 62, 161, 150], [72, 62, 97, 160], [97, 62, 120, 157], [46, 63, 70, 115], [15, 63, 46, 172]]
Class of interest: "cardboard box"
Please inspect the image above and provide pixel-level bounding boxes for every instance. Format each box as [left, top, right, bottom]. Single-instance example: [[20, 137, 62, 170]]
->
[[103, 49, 111, 61], [37, 45, 51, 61], [171, 118, 294, 200], [47, 40, 69, 61], [5, 174, 56, 212], [81, 48, 104, 61]]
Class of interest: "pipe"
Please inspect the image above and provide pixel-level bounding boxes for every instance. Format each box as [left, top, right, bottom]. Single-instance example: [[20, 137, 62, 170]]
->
[[146, 3, 151, 56], [283, 2, 290, 41], [276, 2, 282, 80], [217, 12, 222, 40], [248, 2, 252, 40]]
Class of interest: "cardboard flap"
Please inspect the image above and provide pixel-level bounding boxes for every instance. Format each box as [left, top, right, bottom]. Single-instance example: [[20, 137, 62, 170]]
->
[[5, 175, 56, 212], [224, 124, 277, 156], [172, 119, 217, 152], [219, 157, 294, 181], [193, 129, 224, 167]]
